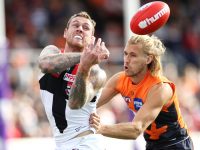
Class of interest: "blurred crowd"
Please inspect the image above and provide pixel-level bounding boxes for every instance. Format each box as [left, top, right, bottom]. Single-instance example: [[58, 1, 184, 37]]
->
[[6, 0, 124, 49], [0, 0, 200, 144]]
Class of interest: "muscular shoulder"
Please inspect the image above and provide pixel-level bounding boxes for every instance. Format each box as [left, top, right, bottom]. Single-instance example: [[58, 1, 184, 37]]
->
[[149, 82, 173, 105], [89, 65, 107, 90], [38, 45, 61, 73], [39, 45, 60, 58]]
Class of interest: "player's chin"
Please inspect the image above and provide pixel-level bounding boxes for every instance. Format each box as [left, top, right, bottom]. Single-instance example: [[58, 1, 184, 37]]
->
[[73, 42, 84, 50], [124, 66, 130, 73], [124, 70, 131, 76]]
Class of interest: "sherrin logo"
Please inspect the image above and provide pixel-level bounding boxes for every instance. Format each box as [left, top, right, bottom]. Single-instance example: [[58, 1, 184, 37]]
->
[[63, 73, 76, 82], [139, 6, 169, 29]]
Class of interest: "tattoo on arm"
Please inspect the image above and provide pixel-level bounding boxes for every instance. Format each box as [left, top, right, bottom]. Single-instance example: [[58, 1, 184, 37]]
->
[[69, 66, 107, 109], [40, 53, 81, 73], [38, 45, 81, 73], [69, 71, 90, 109]]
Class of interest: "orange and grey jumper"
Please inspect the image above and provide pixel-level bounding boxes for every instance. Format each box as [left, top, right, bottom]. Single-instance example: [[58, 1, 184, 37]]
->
[[115, 71, 190, 148]]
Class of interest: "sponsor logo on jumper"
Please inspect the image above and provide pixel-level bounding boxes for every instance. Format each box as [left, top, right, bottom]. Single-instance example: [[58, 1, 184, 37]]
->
[[65, 85, 71, 95], [139, 6, 168, 29], [123, 96, 131, 104], [75, 126, 86, 132], [134, 98, 143, 111], [63, 73, 76, 82], [66, 68, 71, 71]]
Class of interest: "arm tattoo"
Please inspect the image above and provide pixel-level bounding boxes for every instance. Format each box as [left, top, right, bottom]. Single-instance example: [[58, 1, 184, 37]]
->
[[69, 70, 89, 109], [69, 65, 106, 109], [39, 52, 81, 73]]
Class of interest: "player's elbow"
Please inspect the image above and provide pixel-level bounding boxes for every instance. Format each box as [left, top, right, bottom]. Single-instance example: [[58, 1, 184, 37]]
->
[[68, 103, 81, 109], [131, 124, 143, 139], [68, 100, 84, 109], [38, 58, 52, 73], [134, 127, 143, 139]]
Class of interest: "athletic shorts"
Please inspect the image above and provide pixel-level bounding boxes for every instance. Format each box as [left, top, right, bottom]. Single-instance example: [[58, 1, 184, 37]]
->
[[146, 136, 194, 150], [55, 134, 106, 150]]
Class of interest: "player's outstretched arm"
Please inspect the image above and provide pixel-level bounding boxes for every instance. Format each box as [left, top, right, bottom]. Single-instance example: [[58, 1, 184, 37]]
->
[[97, 72, 120, 108], [91, 82, 173, 139], [38, 45, 81, 73]]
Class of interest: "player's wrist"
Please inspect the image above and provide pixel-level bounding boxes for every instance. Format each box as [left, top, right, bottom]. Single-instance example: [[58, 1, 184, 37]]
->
[[78, 64, 91, 75], [97, 125, 105, 135]]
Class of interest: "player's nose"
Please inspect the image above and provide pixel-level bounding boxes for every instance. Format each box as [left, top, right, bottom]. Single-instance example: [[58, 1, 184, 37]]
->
[[76, 26, 83, 32]]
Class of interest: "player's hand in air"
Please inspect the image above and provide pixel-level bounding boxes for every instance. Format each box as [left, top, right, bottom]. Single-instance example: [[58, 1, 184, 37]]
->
[[80, 36, 109, 71], [98, 41, 109, 61]]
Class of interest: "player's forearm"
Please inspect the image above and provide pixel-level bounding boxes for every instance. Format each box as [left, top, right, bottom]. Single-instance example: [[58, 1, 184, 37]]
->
[[39, 53, 81, 73], [68, 66, 90, 109], [99, 123, 142, 139]]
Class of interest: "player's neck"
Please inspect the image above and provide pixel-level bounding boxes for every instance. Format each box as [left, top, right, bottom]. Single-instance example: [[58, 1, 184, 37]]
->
[[131, 69, 148, 85], [64, 43, 83, 53]]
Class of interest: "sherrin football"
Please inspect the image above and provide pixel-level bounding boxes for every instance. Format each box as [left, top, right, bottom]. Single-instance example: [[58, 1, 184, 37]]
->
[[130, 1, 170, 35]]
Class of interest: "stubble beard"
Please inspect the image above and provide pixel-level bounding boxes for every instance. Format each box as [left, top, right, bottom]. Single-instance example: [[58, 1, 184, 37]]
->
[[126, 65, 145, 78], [67, 39, 84, 52]]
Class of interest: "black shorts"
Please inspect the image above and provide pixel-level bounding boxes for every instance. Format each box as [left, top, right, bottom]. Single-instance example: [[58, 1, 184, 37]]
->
[[146, 136, 194, 150]]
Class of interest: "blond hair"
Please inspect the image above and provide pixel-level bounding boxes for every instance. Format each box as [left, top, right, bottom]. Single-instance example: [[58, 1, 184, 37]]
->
[[128, 34, 166, 76], [66, 11, 96, 33]]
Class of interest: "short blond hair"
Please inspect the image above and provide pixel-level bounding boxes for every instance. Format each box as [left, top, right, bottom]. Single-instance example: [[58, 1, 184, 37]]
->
[[66, 11, 96, 33], [128, 34, 166, 76]]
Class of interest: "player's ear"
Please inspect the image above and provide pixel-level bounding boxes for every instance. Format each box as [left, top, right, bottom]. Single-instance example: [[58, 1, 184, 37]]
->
[[63, 28, 67, 38], [146, 55, 153, 64]]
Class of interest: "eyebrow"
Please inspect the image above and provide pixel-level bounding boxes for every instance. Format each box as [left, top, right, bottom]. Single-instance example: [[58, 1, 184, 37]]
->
[[124, 50, 137, 55], [71, 20, 90, 26], [130, 51, 137, 55]]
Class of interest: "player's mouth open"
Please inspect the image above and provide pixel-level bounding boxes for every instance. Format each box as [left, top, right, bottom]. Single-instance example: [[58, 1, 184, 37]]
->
[[74, 35, 83, 40], [124, 66, 128, 70]]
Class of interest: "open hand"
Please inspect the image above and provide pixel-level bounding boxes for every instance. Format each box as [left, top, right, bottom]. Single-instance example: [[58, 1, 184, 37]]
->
[[80, 36, 109, 70]]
